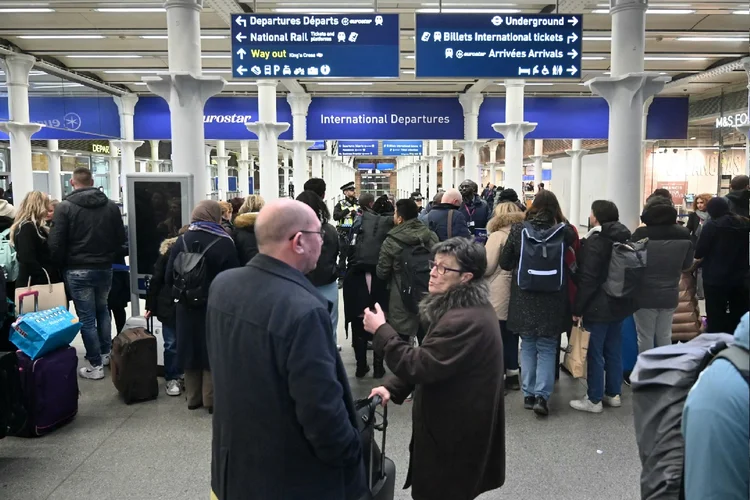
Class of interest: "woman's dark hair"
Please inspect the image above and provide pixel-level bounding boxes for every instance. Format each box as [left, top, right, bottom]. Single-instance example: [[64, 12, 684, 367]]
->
[[230, 197, 244, 216], [296, 190, 330, 222], [526, 190, 567, 224], [373, 195, 393, 215], [304, 178, 326, 199], [432, 237, 487, 280], [395, 198, 419, 221], [649, 188, 673, 203], [591, 200, 619, 225]]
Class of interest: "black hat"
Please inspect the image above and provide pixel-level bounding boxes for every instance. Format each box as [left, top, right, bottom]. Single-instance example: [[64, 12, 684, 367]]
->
[[340, 181, 355, 192], [410, 191, 423, 201], [496, 188, 519, 204]]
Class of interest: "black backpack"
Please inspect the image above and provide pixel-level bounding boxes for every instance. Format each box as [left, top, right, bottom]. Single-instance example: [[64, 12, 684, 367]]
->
[[517, 222, 567, 292], [388, 235, 432, 314], [172, 236, 221, 308], [353, 212, 394, 268]]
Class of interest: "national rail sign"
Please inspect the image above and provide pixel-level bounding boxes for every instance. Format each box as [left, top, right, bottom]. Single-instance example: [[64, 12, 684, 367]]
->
[[231, 14, 400, 79], [415, 13, 583, 78]]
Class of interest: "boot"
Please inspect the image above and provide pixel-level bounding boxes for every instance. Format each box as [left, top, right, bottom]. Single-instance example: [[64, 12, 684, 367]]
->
[[355, 365, 371, 378], [506, 369, 520, 391], [373, 355, 385, 379]]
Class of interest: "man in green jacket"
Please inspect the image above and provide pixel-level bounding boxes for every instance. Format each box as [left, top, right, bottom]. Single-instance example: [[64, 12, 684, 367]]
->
[[377, 198, 439, 344]]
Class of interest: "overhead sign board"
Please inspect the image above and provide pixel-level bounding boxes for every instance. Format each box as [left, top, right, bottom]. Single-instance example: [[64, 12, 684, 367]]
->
[[231, 14, 400, 78], [383, 140, 424, 156], [415, 14, 583, 78], [308, 140, 326, 150], [358, 162, 376, 170], [337, 140, 378, 156]]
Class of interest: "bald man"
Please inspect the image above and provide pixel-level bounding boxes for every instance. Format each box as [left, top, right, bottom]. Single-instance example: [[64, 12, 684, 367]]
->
[[206, 199, 366, 500], [424, 188, 472, 241]]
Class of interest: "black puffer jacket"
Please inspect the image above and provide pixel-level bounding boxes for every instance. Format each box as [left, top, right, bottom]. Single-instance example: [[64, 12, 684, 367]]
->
[[726, 189, 750, 218], [306, 222, 339, 287], [573, 222, 638, 323], [48, 187, 125, 270], [500, 211, 578, 337], [694, 213, 750, 287], [232, 212, 259, 266], [145, 237, 178, 328], [631, 197, 693, 310]]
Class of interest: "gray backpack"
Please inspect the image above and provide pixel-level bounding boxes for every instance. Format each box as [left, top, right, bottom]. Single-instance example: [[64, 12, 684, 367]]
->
[[631, 333, 748, 500], [601, 239, 647, 298]]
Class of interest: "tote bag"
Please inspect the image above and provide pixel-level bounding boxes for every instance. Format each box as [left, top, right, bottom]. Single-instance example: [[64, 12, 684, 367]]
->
[[15, 268, 67, 314], [563, 322, 590, 379], [10, 298, 81, 360]]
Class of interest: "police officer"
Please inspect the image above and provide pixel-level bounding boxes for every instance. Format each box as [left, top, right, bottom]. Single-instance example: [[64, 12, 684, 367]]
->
[[333, 182, 360, 284]]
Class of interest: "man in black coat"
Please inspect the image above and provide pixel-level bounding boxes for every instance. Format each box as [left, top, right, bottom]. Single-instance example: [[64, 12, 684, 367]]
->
[[206, 199, 366, 500], [570, 200, 637, 413], [726, 174, 749, 218], [425, 188, 472, 241]]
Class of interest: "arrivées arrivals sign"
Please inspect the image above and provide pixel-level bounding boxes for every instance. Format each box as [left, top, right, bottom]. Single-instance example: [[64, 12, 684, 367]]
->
[[337, 140, 378, 156], [231, 14, 400, 78], [415, 14, 583, 78]]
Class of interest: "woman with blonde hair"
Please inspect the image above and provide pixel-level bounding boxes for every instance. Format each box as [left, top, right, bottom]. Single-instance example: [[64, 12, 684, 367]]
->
[[485, 200, 525, 391], [10, 191, 62, 288], [233, 194, 266, 265]]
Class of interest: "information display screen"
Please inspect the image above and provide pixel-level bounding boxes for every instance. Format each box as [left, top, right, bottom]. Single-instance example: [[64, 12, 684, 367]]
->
[[415, 13, 583, 78]]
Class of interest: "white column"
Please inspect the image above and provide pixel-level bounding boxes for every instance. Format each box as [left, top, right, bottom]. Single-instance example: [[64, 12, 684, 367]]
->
[[310, 151, 324, 179], [587, 0, 668, 230], [420, 157, 428, 196], [287, 93, 314, 192], [737, 57, 750, 176], [282, 150, 290, 197], [530, 140, 546, 190], [144, 0, 224, 204], [427, 139, 439, 198], [488, 140, 501, 185], [148, 140, 160, 173], [493, 80, 537, 194], [640, 96, 654, 208], [246, 80, 290, 201], [215, 140, 230, 199], [440, 140, 456, 189], [0, 54, 42, 203], [565, 139, 589, 228], [112, 94, 142, 208], [108, 141, 121, 202], [204, 144, 215, 195], [45, 140, 65, 201], [237, 141, 251, 197], [457, 93, 484, 184]]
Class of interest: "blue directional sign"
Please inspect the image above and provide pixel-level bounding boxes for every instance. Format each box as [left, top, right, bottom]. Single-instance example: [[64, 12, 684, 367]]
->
[[231, 14, 400, 78], [415, 14, 583, 78], [308, 140, 326, 150], [338, 140, 378, 156], [382, 140, 424, 156]]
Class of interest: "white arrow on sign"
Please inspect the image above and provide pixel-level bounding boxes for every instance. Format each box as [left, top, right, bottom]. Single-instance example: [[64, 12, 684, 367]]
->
[[567, 66, 578, 76], [236, 32, 247, 43], [567, 32, 578, 44], [567, 49, 578, 59], [237, 65, 248, 75], [237, 48, 247, 60], [567, 17, 579, 26], [236, 17, 247, 27]]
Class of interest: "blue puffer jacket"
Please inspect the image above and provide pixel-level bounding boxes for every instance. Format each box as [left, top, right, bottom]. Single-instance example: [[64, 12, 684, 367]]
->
[[460, 196, 491, 230]]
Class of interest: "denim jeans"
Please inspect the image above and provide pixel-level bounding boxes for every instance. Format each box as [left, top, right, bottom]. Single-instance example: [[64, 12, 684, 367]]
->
[[316, 281, 339, 345], [520, 335, 559, 400], [584, 320, 624, 404], [499, 320, 519, 371], [162, 324, 181, 381], [66, 269, 113, 367]]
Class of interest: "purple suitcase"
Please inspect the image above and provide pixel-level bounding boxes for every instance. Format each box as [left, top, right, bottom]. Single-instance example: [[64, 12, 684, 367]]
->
[[16, 346, 79, 436]]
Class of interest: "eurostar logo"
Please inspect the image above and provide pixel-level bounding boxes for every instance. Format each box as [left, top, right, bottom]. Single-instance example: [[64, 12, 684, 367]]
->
[[63, 112, 82, 131]]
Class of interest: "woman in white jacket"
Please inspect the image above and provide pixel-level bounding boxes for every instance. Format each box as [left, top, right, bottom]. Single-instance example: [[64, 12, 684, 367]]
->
[[485, 201, 525, 390]]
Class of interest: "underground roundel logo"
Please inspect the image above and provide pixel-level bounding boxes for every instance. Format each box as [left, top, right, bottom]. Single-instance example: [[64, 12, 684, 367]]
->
[[491, 16, 503, 26], [63, 112, 82, 131]]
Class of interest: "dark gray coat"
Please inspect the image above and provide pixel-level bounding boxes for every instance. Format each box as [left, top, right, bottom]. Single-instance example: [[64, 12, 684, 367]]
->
[[499, 212, 578, 337], [424, 203, 472, 241], [207, 255, 366, 500]]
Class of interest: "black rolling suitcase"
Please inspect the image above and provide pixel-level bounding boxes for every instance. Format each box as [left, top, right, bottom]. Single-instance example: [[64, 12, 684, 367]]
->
[[356, 396, 396, 500], [0, 351, 27, 438]]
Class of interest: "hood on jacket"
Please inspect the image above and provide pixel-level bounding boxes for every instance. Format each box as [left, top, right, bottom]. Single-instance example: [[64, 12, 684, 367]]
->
[[600, 221, 632, 242], [0, 199, 16, 218], [159, 236, 178, 256], [641, 197, 677, 226], [709, 212, 750, 232], [726, 189, 750, 206], [733, 313, 749, 350], [431, 202, 461, 212], [419, 278, 491, 326], [234, 212, 259, 229], [389, 218, 435, 245], [65, 187, 110, 209], [487, 210, 525, 233]]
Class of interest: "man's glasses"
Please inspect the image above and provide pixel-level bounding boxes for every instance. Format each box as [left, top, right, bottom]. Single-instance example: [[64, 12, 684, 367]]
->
[[289, 227, 325, 241], [429, 260, 462, 275]]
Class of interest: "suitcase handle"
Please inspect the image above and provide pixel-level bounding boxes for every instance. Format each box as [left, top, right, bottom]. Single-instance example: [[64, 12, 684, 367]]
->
[[17, 291, 39, 316], [366, 395, 388, 486]]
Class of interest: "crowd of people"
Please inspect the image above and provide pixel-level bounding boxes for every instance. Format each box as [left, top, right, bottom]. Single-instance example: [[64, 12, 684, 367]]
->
[[4, 166, 749, 500]]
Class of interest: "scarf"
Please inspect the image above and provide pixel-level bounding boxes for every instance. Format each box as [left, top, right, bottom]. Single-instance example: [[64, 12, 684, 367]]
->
[[189, 221, 232, 239], [695, 210, 708, 223]]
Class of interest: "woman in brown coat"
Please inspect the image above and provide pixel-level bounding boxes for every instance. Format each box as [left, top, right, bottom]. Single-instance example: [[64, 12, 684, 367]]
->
[[364, 237, 505, 500], [672, 271, 702, 342], [485, 200, 525, 391]]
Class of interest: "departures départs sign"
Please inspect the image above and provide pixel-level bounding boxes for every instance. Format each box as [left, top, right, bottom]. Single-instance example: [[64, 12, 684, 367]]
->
[[231, 14, 400, 78], [415, 14, 583, 78]]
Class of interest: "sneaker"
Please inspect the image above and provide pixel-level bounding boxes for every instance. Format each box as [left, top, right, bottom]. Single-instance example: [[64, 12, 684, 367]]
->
[[101, 354, 110, 367], [355, 365, 371, 378], [166, 380, 182, 397], [533, 396, 549, 416], [405, 393, 413, 402], [603, 395, 622, 408], [506, 374, 520, 391], [523, 396, 535, 410], [337, 345, 342, 352], [78, 365, 104, 380], [570, 397, 603, 413]]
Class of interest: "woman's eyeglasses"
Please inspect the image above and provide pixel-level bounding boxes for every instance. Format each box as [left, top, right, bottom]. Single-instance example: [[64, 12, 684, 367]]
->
[[289, 227, 326, 241], [429, 260, 462, 275]]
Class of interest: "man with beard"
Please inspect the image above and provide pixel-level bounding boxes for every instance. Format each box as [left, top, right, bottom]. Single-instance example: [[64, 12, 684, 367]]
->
[[459, 179, 491, 231]]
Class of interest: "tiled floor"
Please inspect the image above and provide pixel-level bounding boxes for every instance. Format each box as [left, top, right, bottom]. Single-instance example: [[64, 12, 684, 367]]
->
[[0, 306, 643, 500]]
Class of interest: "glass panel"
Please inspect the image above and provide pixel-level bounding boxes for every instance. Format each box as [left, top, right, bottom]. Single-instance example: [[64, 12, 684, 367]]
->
[[91, 156, 110, 198], [360, 173, 391, 198], [0, 148, 8, 173], [32, 152, 49, 172]]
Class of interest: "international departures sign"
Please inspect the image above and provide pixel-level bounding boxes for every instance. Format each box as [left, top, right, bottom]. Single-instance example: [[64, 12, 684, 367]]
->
[[230, 14, 400, 78], [415, 14, 583, 78]]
